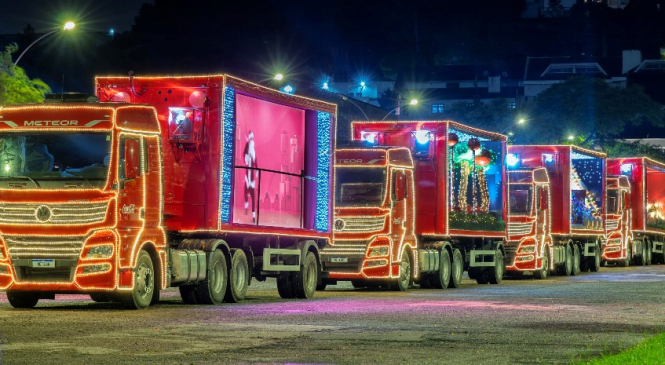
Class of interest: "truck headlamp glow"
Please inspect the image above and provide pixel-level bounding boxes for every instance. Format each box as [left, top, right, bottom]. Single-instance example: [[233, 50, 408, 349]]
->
[[517, 244, 536, 254], [85, 245, 114, 259], [367, 246, 389, 258], [81, 263, 112, 275], [515, 255, 535, 263], [365, 259, 388, 268]]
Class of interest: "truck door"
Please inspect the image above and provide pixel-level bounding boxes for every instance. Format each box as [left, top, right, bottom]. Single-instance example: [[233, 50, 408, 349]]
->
[[391, 170, 408, 254], [117, 136, 146, 259], [536, 186, 548, 241]]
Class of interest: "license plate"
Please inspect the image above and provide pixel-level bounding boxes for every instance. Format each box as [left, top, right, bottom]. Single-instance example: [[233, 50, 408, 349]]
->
[[32, 259, 55, 268], [331, 257, 348, 263]]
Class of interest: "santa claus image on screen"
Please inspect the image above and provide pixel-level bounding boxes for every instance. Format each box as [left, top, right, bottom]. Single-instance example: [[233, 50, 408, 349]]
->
[[244, 131, 258, 223]]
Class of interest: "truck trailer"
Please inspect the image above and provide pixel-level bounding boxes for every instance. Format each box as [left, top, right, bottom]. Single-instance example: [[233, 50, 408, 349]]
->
[[507, 145, 614, 276], [322, 121, 509, 288], [0, 75, 336, 309], [607, 157, 665, 265]]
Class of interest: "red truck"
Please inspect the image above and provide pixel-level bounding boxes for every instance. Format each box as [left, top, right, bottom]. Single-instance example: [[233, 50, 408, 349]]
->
[[506, 145, 618, 277], [321, 121, 512, 289], [0, 74, 336, 309], [606, 157, 665, 265]]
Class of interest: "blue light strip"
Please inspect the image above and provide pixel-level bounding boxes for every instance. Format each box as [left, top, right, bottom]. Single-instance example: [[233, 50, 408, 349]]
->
[[220, 86, 235, 223], [315, 111, 331, 232], [449, 127, 491, 142]]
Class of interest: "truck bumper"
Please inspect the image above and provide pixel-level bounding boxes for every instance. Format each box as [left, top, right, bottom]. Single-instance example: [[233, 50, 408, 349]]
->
[[505, 243, 540, 271]]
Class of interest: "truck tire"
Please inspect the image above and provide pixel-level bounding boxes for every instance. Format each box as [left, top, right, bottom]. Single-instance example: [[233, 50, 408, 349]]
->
[[293, 251, 318, 299], [224, 250, 249, 303], [89, 293, 111, 303], [534, 248, 549, 280], [637, 241, 647, 266], [390, 248, 412, 291], [590, 243, 601, 272], [475, 269, 489, 284], [419, 274, 434, 289], [277, 274, 295, 298], [488, 249, 505, 285], [646, 240, 652, 265], [618, 243, 631, 267], [6, 291, 40, 309], [558, 245, 572, 276], [449, 249, 463, 288], [121, 250, 155, 309], [432, 248, 452, 289], [194, 249, 228, 305], [572, 244, 581, 275]]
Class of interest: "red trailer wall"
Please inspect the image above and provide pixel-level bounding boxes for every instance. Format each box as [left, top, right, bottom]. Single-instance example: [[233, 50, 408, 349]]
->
[[607, 158, 645, 231]]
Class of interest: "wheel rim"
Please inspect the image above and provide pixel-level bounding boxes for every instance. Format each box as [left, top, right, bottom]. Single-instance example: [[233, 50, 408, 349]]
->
[[304, 259, 317, 293], [496, 252, 504, 278], [566, 247, 572, 273], [136, 261, 153, 299], [574, 248, 580, 271], [441, 255, 451, 283], [233, 260, 246, 291], [399, 253, 410, 287], [211, 260, 225, 293], [453, 254, 462, 282], [541, 251, 549, 277]]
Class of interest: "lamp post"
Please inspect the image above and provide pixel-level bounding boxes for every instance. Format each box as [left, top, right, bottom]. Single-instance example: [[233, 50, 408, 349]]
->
[[14, 22, 75, 67], [340, 95, 370, 121], [380, 99, 418, 121], [500, 118, 526, 134]]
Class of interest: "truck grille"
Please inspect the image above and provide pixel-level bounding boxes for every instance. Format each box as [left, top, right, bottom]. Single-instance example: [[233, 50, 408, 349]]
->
[[606, 219, 619, 231], [507, 222, 533, 236], [321, 241, 367, 256], [334, 216, 386, 232], [0, 202, 108, 225], [4, 235, 85, 260]]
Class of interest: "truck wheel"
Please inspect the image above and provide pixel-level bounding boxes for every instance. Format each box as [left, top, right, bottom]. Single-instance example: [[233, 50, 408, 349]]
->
[[6, 291, 40, 309], [224, 250, 249, 303], [619, 244, 631, 267], [534, 248, 549, 280], [558, 245, 572, 276], [488, 249, 505, 285], [121, 250, 154, 309], [646, 240, 652, 265], [277, 274, 295, 298], [195, 249, 228, 305], [432, 249, 451, 289], [179, 285, 198, 304], [89, 293, 110, 303], [572, 244, 581, 275], [449, 249, 463, 288], [293, 251, 318, 299], [637, 241, 647, 266], [590, 243, 601, 272], [390, 248, 412, 291], [475, 270, 489, 284]]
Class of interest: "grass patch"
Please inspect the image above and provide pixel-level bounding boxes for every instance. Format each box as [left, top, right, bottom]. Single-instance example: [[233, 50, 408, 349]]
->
[[575, 332, 665, 364]]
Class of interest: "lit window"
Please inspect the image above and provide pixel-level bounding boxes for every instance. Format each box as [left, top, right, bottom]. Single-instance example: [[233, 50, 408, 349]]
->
[[508, 102, 516, 109], [431, 104, 445, 114]]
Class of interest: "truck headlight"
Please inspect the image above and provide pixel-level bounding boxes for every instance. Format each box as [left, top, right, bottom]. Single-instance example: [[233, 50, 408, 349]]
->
[[85, 245, 114, 259], [365, 259, 388, 268], [517, 244, 536, 254], [81, 263, 111, 275], [367, 246, 389, 257]]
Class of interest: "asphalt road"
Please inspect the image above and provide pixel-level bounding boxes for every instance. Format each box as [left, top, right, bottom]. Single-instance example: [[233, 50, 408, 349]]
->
[[1, 265, 664, 365]]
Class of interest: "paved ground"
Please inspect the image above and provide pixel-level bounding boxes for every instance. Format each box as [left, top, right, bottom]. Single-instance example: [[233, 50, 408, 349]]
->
[[1, 265, 664, 364]]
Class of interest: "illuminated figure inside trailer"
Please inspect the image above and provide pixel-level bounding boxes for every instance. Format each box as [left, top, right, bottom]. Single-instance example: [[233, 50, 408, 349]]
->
[[570, 152, 604, 230], [243, 131, 258, 223]]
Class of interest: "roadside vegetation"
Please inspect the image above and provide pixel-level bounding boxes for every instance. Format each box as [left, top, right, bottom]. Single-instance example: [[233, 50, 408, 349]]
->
[[575, 332, 665, 364]]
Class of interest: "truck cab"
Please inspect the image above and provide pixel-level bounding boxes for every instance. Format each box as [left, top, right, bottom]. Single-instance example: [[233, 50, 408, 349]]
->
[[505, 167, 552, 278], [0, 103, 166, 308], [322, 146, 417, 288], [602, 175, 632, 265]]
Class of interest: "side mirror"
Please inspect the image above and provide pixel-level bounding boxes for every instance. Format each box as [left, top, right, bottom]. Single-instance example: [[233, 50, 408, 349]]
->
[[394, 172, 407, 201], [124, 139, 140, 179]]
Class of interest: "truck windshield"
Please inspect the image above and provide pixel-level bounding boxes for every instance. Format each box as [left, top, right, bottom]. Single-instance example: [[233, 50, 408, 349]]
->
[[606, 189, 619, 214], [509, 184, 532, 215], [335, 167, 386, 207], [0, 133, 112, 189]]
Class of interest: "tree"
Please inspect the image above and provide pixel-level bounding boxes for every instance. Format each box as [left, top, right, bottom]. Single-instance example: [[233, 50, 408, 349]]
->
[[0, 44, 51, 106], [526, 76, 664, 144]]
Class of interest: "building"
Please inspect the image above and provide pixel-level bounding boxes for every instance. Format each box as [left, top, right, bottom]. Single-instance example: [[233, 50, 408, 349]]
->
[[523, 0, 630, 18]]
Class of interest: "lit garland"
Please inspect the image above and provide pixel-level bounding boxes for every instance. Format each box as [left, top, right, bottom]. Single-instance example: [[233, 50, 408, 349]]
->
[[315, 111, 331, 232], [220, 86, 235, 224], [478, 169, 490, 212], [457, 161, 470, 212]]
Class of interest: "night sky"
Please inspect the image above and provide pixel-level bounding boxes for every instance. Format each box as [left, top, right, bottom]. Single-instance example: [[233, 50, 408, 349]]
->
[[0, 0, 148, 34]]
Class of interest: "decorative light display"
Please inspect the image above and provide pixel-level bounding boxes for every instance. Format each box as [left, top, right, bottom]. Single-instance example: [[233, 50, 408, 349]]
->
[[315, 111, 331, 232], [506, 153, 520, 168], [220, 86, 235, 223]]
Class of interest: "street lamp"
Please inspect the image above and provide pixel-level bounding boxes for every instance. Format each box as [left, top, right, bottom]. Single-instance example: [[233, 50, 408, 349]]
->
[[500, 118, 526, 134], [14, 21, 75, 67], [340, 95, 369, 121], [381, 99, 418, 121]]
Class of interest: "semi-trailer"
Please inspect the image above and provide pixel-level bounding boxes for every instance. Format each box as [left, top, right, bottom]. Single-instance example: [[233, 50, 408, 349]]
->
[[321, 121, 513, 288], [0, 74, 336, 309]]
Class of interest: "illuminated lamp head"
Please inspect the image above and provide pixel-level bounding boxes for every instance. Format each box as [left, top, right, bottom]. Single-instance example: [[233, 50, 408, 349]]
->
[[506, 153, 520, 168], [361, 131, 379, 144], [111, 91, 131, 103], [448, 133, 458, 147], [475, 149, 491, 167], [467, 138, 481, 151], [189, 90, 207, 109], [281, 84, 295, 94], [620, 163, 633, 176], [415, 130, 430, 145], [322, 82, 329, 90]]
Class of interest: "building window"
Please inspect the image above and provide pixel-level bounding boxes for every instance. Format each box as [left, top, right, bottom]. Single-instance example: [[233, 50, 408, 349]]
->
[[431, 104, 444, 114], [508, 102, 516, 109]]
